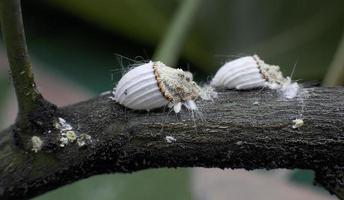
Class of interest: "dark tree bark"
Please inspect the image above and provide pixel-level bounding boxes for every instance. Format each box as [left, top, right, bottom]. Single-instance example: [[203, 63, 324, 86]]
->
[[0, 86, 343, 200]]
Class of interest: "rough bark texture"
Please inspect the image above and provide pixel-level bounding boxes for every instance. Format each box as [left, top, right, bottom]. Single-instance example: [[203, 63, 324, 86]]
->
[[0, 86, 343, 200], [0, 0, 43, 120]]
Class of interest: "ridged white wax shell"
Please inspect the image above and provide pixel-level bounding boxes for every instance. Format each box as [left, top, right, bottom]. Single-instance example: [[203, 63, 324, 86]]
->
[[211, 56, 266, 90], [114, 62, 169, 111]]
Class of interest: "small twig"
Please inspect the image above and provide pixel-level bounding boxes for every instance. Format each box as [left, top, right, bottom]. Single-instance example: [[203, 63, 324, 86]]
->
[[0, 0, 42, 121], [323, 29, 344, 86], [153, 0, 202, 66]]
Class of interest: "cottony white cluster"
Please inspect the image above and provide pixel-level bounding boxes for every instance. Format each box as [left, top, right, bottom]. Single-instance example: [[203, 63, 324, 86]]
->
[[113, 61, 205, 113], [55, 117, 76, 147], [31, 136, 43, 153], [55, 117, 92, 147], [211, 55, 300, 99]]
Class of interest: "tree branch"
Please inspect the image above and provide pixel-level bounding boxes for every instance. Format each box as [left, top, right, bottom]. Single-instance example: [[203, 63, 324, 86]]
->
[[0, 86, 343, 199], [0, 0, 43, 123]]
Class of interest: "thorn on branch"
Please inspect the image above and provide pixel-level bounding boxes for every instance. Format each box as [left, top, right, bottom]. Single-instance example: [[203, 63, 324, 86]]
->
[[0, 0, 58, 148]]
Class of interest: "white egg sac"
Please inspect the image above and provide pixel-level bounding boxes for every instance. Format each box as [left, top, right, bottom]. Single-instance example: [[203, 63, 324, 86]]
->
[[114, 61, 201, 112], [211, 55, 288, 90]]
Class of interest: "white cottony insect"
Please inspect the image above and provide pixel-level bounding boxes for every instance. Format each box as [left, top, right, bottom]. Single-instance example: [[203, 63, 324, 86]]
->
[[211, 55, 288, 90], [211, 55, 301, 99], [113, 61, 202, 113]]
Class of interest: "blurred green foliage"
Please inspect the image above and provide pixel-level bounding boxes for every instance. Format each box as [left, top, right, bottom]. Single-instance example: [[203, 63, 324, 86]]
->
[[289, 170, 314, 186], [0, 77, 7, 104], [154, 0, 202, 66], [0, 76, 10, 127], [0, 0, 343, 199], [34, 169, 191, 200], [35, 0, 344, 80], [288, 170, 333, 195], [20, 0, 344, 85], [41, 0, 213, 72]]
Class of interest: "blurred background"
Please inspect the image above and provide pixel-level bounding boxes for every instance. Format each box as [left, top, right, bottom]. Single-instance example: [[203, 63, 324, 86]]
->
[[1, 0, 344, 199]]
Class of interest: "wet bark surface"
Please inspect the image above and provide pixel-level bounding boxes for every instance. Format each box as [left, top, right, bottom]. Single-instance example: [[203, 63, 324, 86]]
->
[[0, 86, 343, 199]]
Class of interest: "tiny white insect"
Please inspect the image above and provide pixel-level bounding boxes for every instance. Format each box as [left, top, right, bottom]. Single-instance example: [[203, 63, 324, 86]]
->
[[292, 119, 304, 129], [165, 136, 177, 143], [55, 117, 76, 147], [56, 117, 73, 131], [31, 136, 43, 153], [113, 61, 202, 113], [77, 133, 92, 147], [252, 101, 259, 105]]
